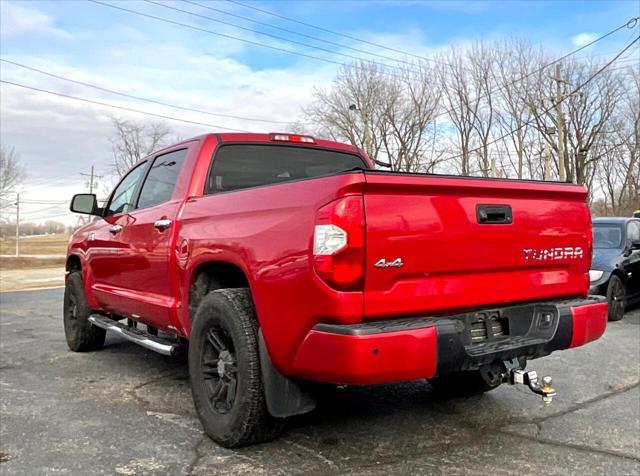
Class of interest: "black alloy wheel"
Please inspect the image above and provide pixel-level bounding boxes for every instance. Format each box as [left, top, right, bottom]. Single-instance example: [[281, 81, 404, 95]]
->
[[202, 327, 238, 414], [607, 275, 625, 321]]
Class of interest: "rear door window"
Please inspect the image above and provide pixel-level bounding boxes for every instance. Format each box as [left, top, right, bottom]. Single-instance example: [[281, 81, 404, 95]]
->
[[206, 145, 365, 193], [137, 149, 188, 209]]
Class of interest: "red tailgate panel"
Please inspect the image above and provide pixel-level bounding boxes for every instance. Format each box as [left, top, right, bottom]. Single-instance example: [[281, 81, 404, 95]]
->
[[363, 173, 592, 319]]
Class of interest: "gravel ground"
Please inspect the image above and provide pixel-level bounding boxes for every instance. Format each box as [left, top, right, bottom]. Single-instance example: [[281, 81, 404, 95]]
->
[[0, 288, 638, 475]]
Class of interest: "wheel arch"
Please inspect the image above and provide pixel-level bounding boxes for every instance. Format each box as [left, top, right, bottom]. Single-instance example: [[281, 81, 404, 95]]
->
[[610, 268, 627, 284], [66, 254, 82, 272], [188, 260, 252, 324]]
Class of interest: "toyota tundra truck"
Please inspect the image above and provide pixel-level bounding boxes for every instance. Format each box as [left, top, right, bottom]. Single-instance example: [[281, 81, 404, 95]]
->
[[66, 132, 608, 447]]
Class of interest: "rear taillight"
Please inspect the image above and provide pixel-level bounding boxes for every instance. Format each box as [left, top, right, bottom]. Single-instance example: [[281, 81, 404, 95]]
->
[[313, 196, 365, 292]]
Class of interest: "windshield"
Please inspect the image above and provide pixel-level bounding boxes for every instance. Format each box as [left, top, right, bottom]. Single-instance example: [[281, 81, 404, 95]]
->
[[593, 225, 623, 249]]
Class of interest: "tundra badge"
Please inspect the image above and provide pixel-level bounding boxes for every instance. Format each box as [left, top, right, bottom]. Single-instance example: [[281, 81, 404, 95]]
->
[[523, 247, 583, 261], [375, 258, 403, 268]]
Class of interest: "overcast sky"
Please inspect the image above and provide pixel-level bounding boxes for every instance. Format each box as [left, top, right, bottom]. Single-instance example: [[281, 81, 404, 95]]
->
[[1, 0, 638, 224]]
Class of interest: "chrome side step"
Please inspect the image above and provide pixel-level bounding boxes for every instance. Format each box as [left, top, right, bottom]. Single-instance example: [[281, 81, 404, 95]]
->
[[89, 315, 181, 356]]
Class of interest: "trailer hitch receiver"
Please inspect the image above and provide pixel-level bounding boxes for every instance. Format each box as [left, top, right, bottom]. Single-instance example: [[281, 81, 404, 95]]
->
[[501, 359, 556, 404]]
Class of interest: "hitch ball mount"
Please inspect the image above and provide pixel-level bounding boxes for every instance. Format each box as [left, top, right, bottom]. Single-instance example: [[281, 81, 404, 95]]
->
[[501, 359, 556, 404]]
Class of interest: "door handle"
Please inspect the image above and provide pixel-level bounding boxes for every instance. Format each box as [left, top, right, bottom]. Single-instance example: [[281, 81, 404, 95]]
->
[[109, 225, 122, 235], [154, 219, 172, 231], [476, 204, 513, 224]]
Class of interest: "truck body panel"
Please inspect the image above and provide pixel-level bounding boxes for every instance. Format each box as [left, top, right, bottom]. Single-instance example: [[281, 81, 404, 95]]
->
[[362, 171, 591, 319], [67, 132, 606, 386]]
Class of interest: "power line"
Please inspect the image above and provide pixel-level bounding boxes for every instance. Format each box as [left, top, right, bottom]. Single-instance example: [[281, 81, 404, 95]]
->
[[447, 35, 640, 165], [228, 0, 637, 71], [227, 0, 446, 65], [20, 200, 68, 204], [20, 204, 67, 215], [428, 16, 639, 123], [0, 58, 307, 125], [182, 0, 454, 70], [0, 79, 251, 132], [87, 0, 411, 80], [144, 0, 425, 76], [88, 1, 639, 129]]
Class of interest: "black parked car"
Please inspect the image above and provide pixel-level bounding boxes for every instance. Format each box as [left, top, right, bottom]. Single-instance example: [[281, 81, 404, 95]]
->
[[590, 217, 640, 321]]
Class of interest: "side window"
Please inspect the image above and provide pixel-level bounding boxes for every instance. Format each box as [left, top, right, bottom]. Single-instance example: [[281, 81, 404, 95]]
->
[[137, 149, 188, 209], [105, 162, 147, 216], [628, 221, 640, 242]]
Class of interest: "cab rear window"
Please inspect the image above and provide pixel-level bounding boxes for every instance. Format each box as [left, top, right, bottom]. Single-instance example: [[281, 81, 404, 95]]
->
[[206, 144, 366, 193]]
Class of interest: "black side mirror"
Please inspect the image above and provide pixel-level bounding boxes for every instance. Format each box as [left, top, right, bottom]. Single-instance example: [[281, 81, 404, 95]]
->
[[631, 240, 640, 250], [70, 194, 99, 215]]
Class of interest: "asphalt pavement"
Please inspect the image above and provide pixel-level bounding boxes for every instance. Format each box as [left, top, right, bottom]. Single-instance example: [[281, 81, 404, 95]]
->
[[1, 288, 638, 475]]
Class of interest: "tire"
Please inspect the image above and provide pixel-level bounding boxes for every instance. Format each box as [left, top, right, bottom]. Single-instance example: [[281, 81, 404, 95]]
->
[[63, 271, 106, 352], [607, 275, 626, 321], [189, 288, 284, 448]]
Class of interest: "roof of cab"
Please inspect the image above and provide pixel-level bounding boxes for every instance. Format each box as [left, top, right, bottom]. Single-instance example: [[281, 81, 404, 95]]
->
[[592, 217, 635, 224], [214, 132, 361, 154]]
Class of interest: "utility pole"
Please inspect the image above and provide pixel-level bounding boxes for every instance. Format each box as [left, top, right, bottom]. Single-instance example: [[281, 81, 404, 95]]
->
[[80, 165, 102, 195], [552, 63, 567, 182], [14, 193, 19, 257]]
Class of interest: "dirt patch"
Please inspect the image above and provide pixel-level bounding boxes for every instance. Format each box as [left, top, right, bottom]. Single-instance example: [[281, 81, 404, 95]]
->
[[0, 267, 64, 292], [0, 234, 69, 256], [1, 256, 66, 270]]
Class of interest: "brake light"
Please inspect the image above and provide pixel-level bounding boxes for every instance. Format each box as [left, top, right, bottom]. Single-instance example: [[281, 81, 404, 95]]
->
[[313, 196, 365, 291], [269, 133, 316, 144]]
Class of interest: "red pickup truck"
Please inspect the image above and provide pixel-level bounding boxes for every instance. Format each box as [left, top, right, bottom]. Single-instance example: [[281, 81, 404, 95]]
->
[[66, 132, 608, 447]]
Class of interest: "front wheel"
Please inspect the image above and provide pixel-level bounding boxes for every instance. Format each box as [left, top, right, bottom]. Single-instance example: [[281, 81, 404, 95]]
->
[[63, 271, 105, 352], [606, 275, 625, 321], [189, 288, 284, 448]]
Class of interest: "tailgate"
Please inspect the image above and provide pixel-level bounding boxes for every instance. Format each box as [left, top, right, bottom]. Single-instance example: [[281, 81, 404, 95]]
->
[[362, 172, 591, 319]]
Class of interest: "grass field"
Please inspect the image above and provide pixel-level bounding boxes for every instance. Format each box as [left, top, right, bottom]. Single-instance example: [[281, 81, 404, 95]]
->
[[0, 234, 68, 277], [0, 233, 69, 256]]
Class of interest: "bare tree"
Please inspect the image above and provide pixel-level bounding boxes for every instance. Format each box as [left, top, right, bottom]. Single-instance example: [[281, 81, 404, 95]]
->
[[303, 61, 393, 164], [436, 48, 480, 176], [303, 61, 442, 172], [110, 116, 172, 176], [595, 66, 639, 214], [300, 37, 636, 218], [494, 39, 542, 179], [0, 146, 25, 221], [467, 42, 497, 177], [525, 58, 623, 185], [381, 62, 443, 172]]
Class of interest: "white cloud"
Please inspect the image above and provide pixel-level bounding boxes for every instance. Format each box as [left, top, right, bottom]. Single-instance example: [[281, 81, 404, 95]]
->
[[571, 32, 599, 48], [0, 41, 339, 223], [0, 2, 71, 39]]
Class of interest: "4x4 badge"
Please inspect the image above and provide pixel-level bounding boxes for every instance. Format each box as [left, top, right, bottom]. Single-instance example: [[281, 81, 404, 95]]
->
[[374, 258, 403, 268]]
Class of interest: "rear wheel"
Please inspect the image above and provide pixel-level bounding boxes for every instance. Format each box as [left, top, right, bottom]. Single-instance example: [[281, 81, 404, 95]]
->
[[607, 275, 625, 321], [63, 271, 105, 352], [189, 288, 284, 448]]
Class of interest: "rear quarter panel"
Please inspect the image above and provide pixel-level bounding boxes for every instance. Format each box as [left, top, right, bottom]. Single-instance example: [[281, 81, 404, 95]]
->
[[177, 173, 366, 372]]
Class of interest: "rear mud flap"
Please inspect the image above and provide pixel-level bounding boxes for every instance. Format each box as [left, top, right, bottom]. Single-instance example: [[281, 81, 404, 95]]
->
[[258, 330, 316, 418]]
